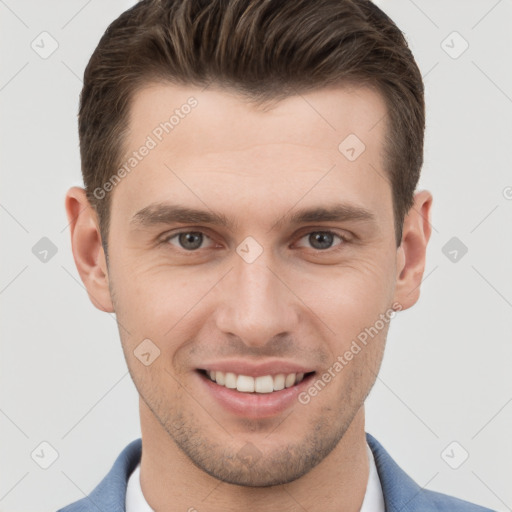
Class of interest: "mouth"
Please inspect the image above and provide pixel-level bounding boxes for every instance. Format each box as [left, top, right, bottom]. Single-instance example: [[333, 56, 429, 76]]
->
[[197, 369, 316, 394], [196, 366, 317, 418]]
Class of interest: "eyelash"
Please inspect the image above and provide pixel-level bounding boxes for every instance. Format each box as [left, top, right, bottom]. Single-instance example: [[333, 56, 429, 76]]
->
[[159, 229, 351, 253]]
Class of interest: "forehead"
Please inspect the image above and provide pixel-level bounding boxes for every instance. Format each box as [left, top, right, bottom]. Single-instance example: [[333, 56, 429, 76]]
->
[[127, 82, 387, 155], [112, 82, 391, 229]]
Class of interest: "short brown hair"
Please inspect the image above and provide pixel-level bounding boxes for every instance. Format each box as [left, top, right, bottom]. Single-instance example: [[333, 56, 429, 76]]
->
[[79, 0, 424, 251]]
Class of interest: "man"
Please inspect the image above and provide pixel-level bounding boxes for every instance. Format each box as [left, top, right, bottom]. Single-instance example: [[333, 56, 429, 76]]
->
[[59, 0, 495, 510]]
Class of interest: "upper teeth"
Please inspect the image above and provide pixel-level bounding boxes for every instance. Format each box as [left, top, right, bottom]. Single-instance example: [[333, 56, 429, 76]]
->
[[206, 370, 305, 393]]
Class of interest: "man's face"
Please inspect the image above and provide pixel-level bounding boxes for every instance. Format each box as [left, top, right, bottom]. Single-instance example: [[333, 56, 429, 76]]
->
[[105, 83, 401, 486]]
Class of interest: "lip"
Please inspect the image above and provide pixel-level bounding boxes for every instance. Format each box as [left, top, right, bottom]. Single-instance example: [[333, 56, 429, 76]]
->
[[196, 369, 316, 419], [198, 359, 315, 377]]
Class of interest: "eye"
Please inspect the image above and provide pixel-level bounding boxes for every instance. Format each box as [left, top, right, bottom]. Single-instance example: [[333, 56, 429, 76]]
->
[[161, 229, 349, 253], [295, 230, 347, 251], [163, 231, 215, 251]]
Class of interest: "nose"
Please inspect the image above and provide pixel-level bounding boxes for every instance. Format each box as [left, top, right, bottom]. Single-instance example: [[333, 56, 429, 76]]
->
[[214, 248, 300, 348]]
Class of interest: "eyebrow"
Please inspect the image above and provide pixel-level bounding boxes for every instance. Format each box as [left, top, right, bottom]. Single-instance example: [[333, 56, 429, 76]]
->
[[130, 202, 377, 231]]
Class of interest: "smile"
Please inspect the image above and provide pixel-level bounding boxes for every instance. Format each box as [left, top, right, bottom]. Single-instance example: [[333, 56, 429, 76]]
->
[[199, 369, 316, 394]]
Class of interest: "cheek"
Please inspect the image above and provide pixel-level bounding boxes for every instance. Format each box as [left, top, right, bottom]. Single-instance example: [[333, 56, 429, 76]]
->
[[110, 252, 184, 308], [109, 259, 219, 344], [292, 254, 394, 330]]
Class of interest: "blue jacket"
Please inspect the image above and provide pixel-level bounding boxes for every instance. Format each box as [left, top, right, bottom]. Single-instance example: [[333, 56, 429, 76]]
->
[[57, 432, 495, 511]]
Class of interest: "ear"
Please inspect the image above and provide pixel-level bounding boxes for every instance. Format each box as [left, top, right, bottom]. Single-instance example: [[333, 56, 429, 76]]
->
[[393, 189, 433, 311], [65, 186, 114, 313]]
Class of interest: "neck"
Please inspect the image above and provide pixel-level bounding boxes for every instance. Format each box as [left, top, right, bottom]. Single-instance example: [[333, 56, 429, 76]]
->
[[139, 400, 369, 512]]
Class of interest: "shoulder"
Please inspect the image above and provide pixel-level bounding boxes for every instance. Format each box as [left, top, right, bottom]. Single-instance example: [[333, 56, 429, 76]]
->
[[366, 433, 496, 512], [57, 435, 495, 512], [421, 487, 496, 512], [56, 438, 142, 512]]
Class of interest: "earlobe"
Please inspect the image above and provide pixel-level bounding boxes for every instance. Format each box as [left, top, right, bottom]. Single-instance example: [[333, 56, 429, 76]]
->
[[65, 187, 114, 313], [393, 190, 433, 311]]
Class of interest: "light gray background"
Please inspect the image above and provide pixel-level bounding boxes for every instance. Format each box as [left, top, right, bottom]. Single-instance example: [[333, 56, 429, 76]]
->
[[1, 1, 511, 511]]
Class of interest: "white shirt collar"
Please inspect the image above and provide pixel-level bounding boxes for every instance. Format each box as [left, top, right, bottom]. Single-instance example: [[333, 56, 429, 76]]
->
[[125, 462, 153, 512], [126, 442, 384, 512], [360, 442, 386, 511]]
